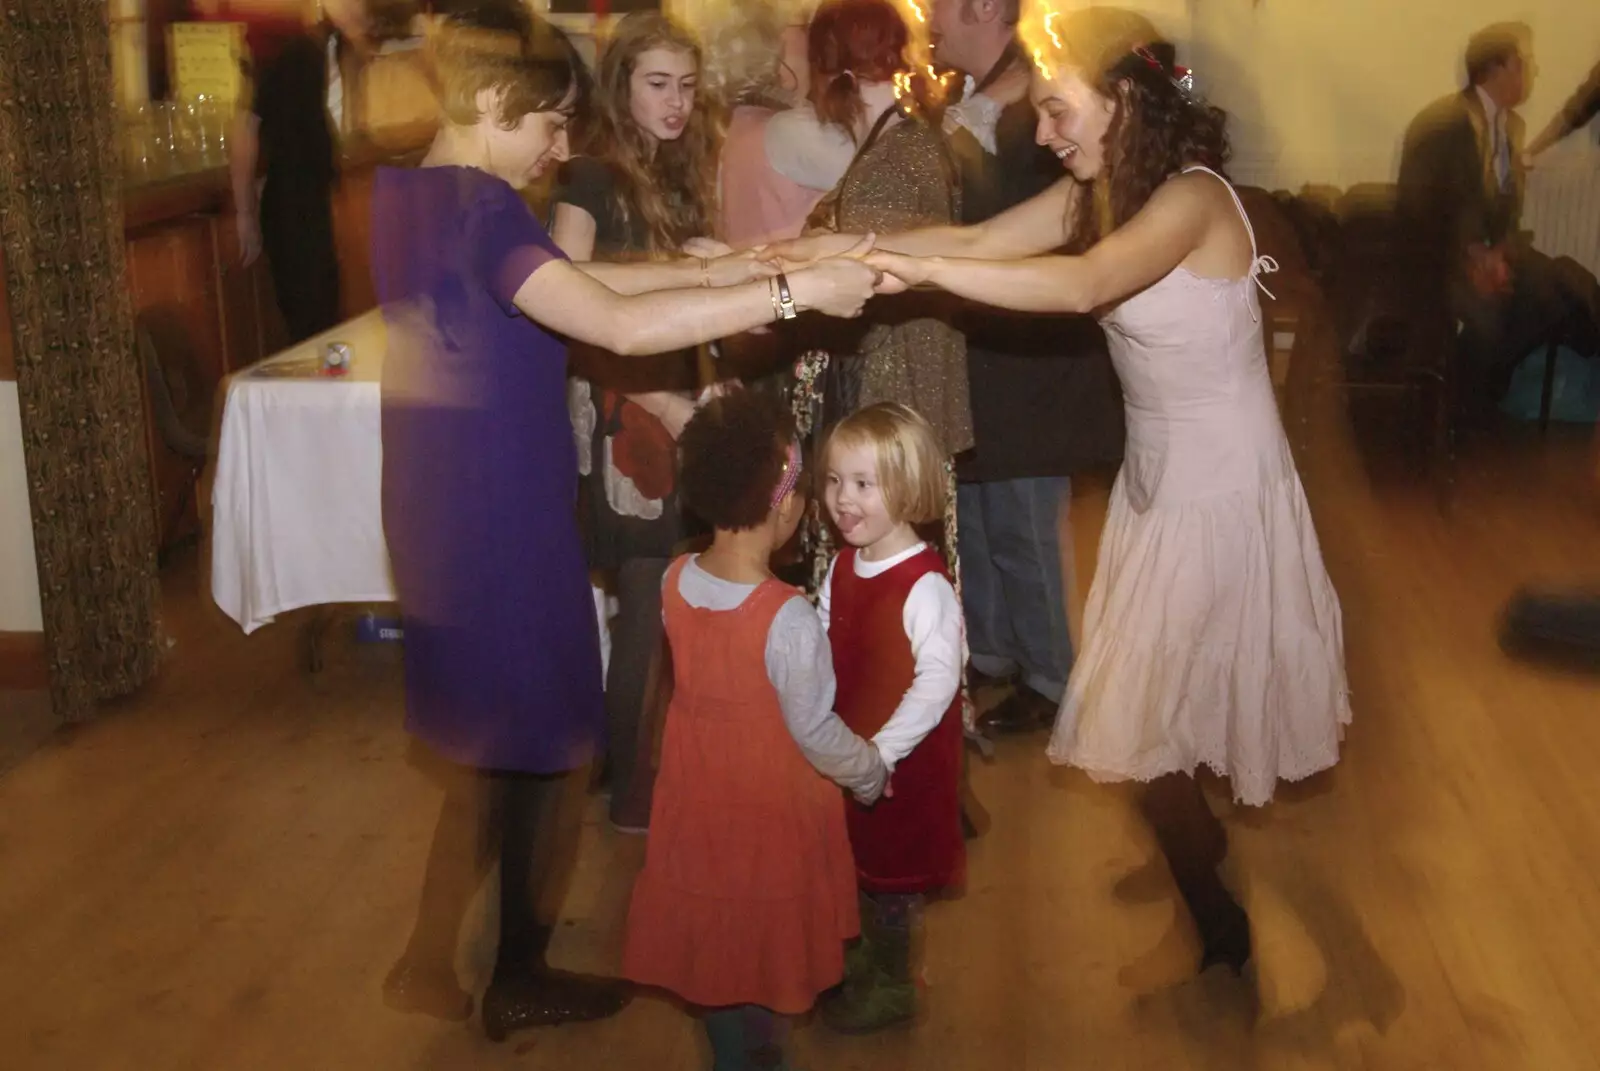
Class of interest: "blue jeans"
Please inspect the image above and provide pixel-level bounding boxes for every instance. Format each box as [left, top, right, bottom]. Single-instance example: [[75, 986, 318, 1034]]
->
[[957, 477, 1073, 703]]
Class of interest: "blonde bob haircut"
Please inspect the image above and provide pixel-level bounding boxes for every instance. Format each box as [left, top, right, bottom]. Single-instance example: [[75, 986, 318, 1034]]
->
[[430, 3, 588, 130], [824, 403, 947, 526]]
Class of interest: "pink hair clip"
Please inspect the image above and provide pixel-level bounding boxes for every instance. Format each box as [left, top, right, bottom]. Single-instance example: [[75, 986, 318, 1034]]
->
[[771, 438, 803, 506]]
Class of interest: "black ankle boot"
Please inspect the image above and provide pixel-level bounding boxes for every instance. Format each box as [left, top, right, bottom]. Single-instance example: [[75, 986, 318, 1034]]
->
[[1196, 893, 1252, 976], [481, 968, 632, 1041]]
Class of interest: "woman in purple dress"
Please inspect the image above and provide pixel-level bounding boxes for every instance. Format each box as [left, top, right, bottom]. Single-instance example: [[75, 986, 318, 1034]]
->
[[371, 3, 878, 1043]]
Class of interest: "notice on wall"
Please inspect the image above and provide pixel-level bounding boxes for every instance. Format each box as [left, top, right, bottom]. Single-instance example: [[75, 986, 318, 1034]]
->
[[170, 22, 244, 105]]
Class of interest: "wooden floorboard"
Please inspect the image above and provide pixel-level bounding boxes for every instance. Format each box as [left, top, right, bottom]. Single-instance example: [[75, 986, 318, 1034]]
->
[[2, 308, 1599, 1069]]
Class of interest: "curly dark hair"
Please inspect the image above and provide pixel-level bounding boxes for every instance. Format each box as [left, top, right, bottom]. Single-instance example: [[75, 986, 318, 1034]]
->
[[1028, 7, 1230, 252], [678, 391, 797, 532]]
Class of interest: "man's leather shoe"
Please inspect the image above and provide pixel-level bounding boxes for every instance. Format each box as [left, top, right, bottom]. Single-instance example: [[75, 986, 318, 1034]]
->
[[978, 684, 1058, 735]]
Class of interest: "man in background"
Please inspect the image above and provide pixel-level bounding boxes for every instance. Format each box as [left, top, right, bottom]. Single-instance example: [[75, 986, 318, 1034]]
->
[[928, 0, 1124, 735], [219, 0, 376, 345], [1398, 23, 1597, 423]]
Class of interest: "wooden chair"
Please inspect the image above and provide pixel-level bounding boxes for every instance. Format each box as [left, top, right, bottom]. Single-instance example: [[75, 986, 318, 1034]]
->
[[1531, 256, 1600, 432], [137, 310, 213, 564], [1321, 182, 1458, 511]]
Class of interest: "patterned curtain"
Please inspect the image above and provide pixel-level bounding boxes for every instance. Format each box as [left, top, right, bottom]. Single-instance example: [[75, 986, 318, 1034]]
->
[[0, 3, 161, 720]]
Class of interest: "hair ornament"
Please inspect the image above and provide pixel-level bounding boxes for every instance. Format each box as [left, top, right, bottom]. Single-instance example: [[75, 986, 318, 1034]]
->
[[771, 437, 804, 506], [1132, 43, 1193, 98]]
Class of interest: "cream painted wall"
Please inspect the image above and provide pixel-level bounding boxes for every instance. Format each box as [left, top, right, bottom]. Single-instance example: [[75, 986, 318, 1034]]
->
[[1172, 0, 1600, 193], [0, 384, 42, 633]]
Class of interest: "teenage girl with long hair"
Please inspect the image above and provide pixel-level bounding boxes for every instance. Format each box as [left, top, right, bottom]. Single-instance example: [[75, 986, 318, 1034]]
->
[[550, 12, 755, 833]]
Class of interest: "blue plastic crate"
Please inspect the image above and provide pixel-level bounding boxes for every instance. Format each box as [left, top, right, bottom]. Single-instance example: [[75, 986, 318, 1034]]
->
[[355, 612, 404, 643]]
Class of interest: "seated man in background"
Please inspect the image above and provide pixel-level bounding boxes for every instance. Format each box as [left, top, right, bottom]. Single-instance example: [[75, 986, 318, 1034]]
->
[[1397, 22, 1598, 425]]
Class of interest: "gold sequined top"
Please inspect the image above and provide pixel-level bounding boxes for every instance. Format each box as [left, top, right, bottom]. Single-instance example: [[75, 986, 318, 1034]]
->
[[836, 118, 973, 457]]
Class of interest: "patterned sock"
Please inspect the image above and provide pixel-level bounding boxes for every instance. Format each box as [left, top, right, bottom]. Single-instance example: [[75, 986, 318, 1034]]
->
[[742, 1005, 790, 1069], [872, 892, 921, 929]]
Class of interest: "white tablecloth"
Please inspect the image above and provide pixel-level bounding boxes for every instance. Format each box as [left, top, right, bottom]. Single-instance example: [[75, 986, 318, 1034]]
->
[[211, 312, 396, 633]]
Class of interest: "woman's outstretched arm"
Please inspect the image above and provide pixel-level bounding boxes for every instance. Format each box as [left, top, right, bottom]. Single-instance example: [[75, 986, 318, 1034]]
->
[[513, 242, 879, 357], [864, 176, 1215, 314], [767, 175, 1080, 263], [575, 252, 778, 295]]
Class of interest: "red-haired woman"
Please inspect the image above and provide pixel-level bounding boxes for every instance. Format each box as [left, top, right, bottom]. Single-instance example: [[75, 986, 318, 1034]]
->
[[803, 0, 970, 462], [549, 12, 759, 835]]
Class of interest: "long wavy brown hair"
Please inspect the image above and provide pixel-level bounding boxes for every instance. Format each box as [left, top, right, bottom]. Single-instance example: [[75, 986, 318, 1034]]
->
[[579, 12, 721, 257], [1024, 6, 1229, 252]]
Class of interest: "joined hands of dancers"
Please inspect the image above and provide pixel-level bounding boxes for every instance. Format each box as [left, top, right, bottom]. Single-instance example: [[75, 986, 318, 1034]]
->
[[683, 233, 931, 298]]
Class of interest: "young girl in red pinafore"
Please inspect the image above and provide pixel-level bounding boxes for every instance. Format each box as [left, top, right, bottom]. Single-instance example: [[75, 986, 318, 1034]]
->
[[817, 402, 966, 1034], [623, 390, 888, 1071]]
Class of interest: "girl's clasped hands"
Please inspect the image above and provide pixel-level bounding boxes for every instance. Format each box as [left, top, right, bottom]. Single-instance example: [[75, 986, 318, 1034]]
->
[[682, 234, 925, 304]]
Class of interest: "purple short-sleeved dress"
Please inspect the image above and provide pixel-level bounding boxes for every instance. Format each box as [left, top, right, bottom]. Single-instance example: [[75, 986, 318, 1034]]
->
[[372, 165, 604, 774]]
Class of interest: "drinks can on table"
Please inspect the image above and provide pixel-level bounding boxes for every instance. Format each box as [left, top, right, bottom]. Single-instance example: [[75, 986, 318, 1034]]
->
[[323, 341, 352, 376]]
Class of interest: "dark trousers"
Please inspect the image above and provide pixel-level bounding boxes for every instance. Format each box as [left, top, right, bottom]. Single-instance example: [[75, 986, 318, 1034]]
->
[[702, 1005, 790, 1071], [261, 179, 341, 345], [956, 477, 1074, 703], [403, 763, 578, 981], [605, 556, 670, 829], [1454, 249, 1598, 417]]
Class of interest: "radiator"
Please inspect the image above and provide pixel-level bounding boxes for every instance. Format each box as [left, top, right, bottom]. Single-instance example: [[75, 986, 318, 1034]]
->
[[1524, 162, 1600, 279]]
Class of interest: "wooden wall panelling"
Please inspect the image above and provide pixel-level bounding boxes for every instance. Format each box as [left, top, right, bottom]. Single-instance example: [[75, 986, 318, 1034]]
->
[[125, 215, 230, 550], [0, 631, 47, 690], [209, 210, 273, 371], [0, 238, 13, 382], [0, 236, 40, 690], [252, 246, 290, 361], [334, 168, 378, 322]]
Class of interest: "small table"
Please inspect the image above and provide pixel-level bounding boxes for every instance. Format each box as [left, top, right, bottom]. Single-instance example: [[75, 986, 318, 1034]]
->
[[210, 311, 396, 666]]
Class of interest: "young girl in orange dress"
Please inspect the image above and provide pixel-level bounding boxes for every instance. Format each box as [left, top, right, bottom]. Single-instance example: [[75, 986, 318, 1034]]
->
[[623, 390, 887, 1070], [817, 403, 967, 1033]]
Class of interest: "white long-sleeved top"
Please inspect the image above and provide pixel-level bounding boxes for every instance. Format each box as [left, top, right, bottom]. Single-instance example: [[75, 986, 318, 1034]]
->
[[672, 557, 887, 803], [942, 74, 1005, 155], [818, 543, 965, 772], [765, 103, 858, 193]]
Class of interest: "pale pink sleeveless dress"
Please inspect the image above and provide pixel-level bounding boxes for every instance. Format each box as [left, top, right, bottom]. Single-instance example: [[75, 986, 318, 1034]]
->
[[1046, 166, 1351, 807]]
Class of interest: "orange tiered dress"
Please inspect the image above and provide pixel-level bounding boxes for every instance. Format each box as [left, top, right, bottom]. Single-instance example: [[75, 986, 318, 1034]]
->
[[622, 557, 860, 1013]]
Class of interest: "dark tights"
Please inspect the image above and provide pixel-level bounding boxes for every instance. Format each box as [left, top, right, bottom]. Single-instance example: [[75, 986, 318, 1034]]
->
[[403, 763, 577, 981], [605, 557, 670, 828], [1138, 773, 1248, 954], [702, 1004, 790, 1071]]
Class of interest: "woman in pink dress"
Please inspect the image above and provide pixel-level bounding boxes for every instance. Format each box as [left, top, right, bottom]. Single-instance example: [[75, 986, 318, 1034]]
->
[[781, 5, 1351, 981]]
